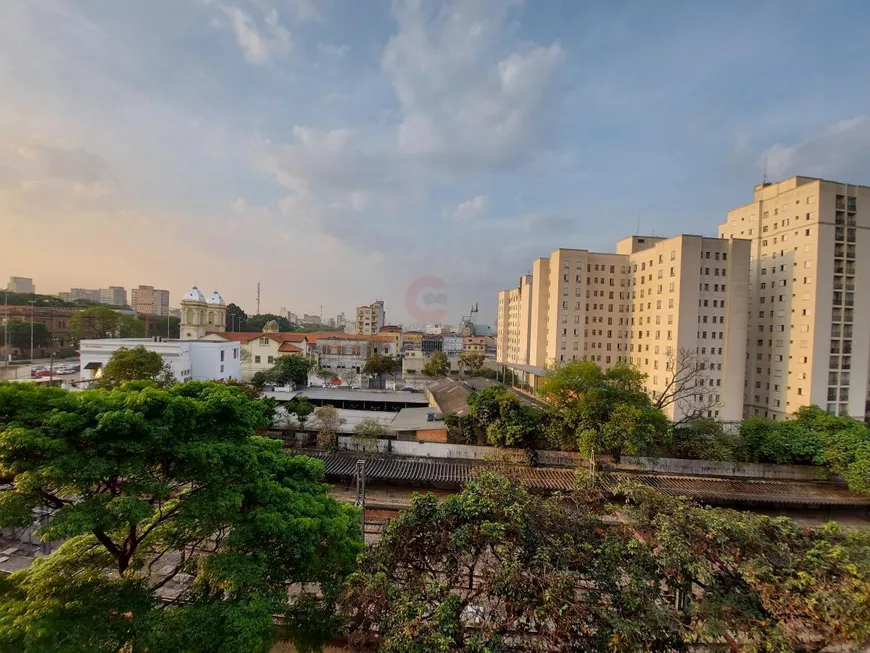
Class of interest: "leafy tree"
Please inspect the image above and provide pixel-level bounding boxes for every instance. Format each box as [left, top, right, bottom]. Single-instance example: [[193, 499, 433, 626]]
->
[[458, 350, 486, 376], [538, 360, 668, 461], [245, 314, 294, 333], [70, 306, 144, 340], [668, 418, 738, 461], [99, 345, 175, 387], [315, 368, 338, 385], [153, 316, 181, 339], [352, 418, 385, 452], [467, 386, 543, 449], [314, 405, 343, 452], [286, 397, 315, 432], [362, 353, 397, 381], [226, 302, 248, 332], [340, 473, 870, 652], [0, 382, 362, 652], [422, 351, 450, 377], [442, 411, 475, 444], [0, 320, 50, 352], [265, 354, 313, 387]]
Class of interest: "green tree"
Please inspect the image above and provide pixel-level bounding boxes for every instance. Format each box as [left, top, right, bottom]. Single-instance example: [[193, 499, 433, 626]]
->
[[668, 418, 738, 461], [99, 345, 175, 387], [538, 360, 668, 460], [458, 350, 486, 376], [362, 353, 397, 382], [422, 351, 450, 377], [340, 473, 870, 652], [0, 381, 362, 652], [314, 404, 343, 452], [226, 302, 248, 332], [245, 314, 294, 332], [286, 397, 315, 432], [273, 354, 313, 387], [467, 386, 543, 449], [0, 321, 50, 352], [70, 306, 144, 340], [352, 417, 385, 452], [315, 368, 338, 385], [154, 316, 181, 339]]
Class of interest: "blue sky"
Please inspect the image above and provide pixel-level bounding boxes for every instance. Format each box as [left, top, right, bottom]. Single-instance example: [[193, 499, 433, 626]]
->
[[3, 0, 870, 325]]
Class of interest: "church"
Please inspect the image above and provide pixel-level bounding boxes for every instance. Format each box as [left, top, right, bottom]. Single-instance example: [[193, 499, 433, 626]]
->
[[180, 286, 227, 340]]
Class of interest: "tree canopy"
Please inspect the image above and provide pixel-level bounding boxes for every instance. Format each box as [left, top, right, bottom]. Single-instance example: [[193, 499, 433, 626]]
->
[[458, 350, 486, 376], [538, 360, 669, 461], [70, 306, 145, 340], [340, 473, 870, 652], [422, 351, 451, 377], [99, 345, 175, 387], [0, 320, 50, 351], [362, 353, 396, 379], [467, 386, 543, 449], [253, 354, 313, 388], [0, 381, 361, 652]]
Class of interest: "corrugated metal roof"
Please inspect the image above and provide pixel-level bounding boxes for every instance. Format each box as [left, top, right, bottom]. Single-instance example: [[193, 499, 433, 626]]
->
[[307, 453, 870, 507]]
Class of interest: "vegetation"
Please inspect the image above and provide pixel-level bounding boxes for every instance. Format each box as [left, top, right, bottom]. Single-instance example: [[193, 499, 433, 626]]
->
[[539, 360, 669, 461], [457, 350, 486, 376], [467, 386, 544, 449], [70, 305, 145, 340], [285, 397, 315, 432], [351, 418, 385, 452], [0, 320, 50, 352], [340, 473, 870, 652], [252, 354, 313, 389], [314, 404, 343, 452], [153, 315, 181, 339], [362, 353, 396, 382], [422, 351, 450, 377], [315, 367, 338, 385], [98, 345, 175, 387], [0, 382, 362, 652]]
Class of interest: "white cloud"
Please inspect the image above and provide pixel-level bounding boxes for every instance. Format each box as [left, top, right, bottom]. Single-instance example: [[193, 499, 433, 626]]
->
[[448, 194, 490, 221], [383, 0, 565, 172], [216, 3, 292, 64], [761, 115, 870, 180], [318, 42, 349, 59]]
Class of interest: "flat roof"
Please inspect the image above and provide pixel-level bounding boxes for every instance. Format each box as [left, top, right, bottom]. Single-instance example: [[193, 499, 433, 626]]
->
[[391, 407, 446, 431], [264, 387, 429, 404]]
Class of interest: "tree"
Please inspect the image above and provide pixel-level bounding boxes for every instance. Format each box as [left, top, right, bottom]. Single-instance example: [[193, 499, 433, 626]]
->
[[654, 347, 718, 422], [467, 386, 543, 449], [538, 360, 669, 461], [226, 302, 248, 332], [286, 397, 315, 432], [340, 473, 870, 652], [668, 418, 738, 461], [0, 382, 362, 652], [245, 314, 294, 333], [362, 353, 397, 382], [458, 350, 486, 376], [422, 351, 450, 377], [99, 345, 175, 387], [154, 316, 181, 339], [70, 306, 144, 340], [352, 418, 385, 452], [314, 404, 343, 452], [315, 368, 338, 385], [0, 321, 50, 352], [272, 354, 313, 387]]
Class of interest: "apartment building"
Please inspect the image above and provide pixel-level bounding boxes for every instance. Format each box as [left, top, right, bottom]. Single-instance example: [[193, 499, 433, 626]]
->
[[6, 277, 34, 294], [355, 300, 385, 335], [100, 286, 127, 306], [497, 234, 750, 421], [718, 177, 870, 420], [130, 285, 170, 316]]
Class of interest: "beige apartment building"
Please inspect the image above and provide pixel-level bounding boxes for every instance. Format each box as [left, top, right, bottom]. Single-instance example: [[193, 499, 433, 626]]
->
[[355, 300, 385, 335], [718, 177, 870, 420], [130, 285, 170, 316], [497, 234, 750, 421]]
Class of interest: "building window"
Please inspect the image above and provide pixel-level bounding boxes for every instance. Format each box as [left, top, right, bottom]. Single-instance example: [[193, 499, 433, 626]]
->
[[267, 356, 274, 364], [255, 356, 261, 364], [220, 350, 225, 362]]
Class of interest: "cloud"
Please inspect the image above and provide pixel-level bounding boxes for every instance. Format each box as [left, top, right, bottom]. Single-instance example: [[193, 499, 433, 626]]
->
[[318, 42, 349, 59], [215, 3, 292, 64], [383, 0, 566, 172], [760, 115, 870, 180], [448, 194, 490, 221]]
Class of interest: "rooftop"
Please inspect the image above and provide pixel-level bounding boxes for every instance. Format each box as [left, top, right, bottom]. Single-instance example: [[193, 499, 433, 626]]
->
[[391, 407, 446, 432]]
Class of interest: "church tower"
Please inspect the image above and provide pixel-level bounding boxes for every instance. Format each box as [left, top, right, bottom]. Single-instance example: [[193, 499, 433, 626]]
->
[[180, 286, 226, 340]]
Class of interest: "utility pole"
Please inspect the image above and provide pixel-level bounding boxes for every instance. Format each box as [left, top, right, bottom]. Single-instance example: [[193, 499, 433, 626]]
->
[[256, 281, 261, 315], [3, 288, 8, 366], [28, 299, 35, 361], [355, 459, 366, 542]]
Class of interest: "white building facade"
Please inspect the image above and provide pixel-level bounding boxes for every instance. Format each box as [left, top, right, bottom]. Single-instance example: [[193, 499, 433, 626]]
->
[[79, 338, 241, 383]]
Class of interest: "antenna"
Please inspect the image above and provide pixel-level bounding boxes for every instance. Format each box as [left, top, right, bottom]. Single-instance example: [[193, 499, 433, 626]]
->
[[762, 156, 768, 186], [256, 281, 261, 315]]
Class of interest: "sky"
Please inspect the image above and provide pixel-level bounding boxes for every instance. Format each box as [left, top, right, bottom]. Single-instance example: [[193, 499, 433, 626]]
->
[[3, 0, 870, 326]]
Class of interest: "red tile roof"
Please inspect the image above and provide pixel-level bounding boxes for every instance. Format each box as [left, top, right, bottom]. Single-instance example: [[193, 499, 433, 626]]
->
[[278, 342, 302, 353]]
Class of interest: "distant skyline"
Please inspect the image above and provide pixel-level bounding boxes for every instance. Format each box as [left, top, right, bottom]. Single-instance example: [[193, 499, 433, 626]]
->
[[3, 1, 870, 323]]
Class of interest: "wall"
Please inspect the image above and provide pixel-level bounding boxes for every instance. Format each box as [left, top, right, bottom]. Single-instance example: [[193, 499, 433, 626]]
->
[[189, 341, 241, 381]]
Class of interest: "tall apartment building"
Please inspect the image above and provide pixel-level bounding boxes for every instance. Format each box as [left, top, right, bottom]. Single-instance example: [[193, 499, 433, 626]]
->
[[355, 300, 385, 335], [100, 286, 127, 306], [718, 177, 870, 420], [130, 285, 170, 316], [7, 277, 35, 294], [497, 234, 750, 421]]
